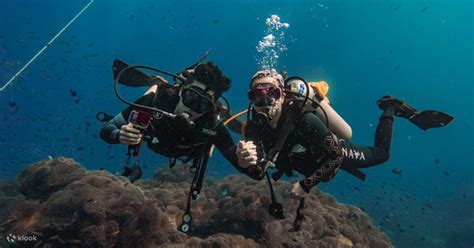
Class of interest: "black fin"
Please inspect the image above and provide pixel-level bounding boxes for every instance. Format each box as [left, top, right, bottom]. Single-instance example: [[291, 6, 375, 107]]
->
[[268, 202, 285, 219], [112, 59, 155, 87], [122, 166, 132, 177], [378, 96, 454, 131], [185, 49, 211, 71], [377, 95, 418, 119], [129, 164, 143, 183], [410, 110, 454, 131]]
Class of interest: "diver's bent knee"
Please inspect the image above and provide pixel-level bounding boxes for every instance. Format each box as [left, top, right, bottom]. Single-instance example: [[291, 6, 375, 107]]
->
[[379, 152, 390, 164]]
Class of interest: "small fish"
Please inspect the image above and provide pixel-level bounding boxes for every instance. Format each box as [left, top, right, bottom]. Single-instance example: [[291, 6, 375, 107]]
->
[[420, 6, 429, 13], [48, 155, 53, 160], [8, 101, 16, 108], [212, 19, 219, 24], [443, 171, 450, 176], [129, 14, 135, 21], [74, 99, 80, 104], [391, 168, 402, 175], [393, 65, 400, 71], [388, 50, 392, 54], [69, 89, 77, 97], [463, 193, 467, 198], [434, 158, 440, 164]]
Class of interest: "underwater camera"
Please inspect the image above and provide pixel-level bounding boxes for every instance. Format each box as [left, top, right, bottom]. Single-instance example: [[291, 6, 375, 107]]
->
[[128, 110, 153, 130]]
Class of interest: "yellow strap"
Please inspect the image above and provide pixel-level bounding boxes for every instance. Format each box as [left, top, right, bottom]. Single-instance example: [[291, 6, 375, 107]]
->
[[223, 109, 248, 125]]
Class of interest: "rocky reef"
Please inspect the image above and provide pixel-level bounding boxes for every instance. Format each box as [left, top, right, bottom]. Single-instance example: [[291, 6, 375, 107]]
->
[[0, 158, 392, 247]]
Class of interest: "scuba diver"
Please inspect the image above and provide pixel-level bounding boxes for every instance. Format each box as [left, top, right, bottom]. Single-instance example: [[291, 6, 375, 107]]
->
[[235, 69, 453, 228], [98, 54, 244, 233], [99, 59, 240, 182]]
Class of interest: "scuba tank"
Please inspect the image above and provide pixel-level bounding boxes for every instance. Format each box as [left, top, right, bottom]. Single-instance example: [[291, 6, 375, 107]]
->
[[285, 77, 352, 141]]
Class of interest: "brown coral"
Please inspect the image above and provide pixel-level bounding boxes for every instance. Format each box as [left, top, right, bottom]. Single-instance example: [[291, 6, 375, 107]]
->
[[0, 158, 392, 248]]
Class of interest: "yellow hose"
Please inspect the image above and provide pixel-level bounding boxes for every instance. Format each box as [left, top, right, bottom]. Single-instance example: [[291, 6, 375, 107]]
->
[[210, 109, 248, 157], [223, 109, 248, 126]]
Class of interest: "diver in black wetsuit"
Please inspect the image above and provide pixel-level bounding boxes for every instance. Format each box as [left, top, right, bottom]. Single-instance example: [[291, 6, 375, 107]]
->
[[236, 69, 454, 198], [100, 60, 249, 233], [100, 61, 240, 181]]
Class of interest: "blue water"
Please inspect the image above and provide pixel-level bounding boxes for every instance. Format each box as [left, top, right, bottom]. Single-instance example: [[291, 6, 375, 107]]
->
[[0, 0, 472, 247]]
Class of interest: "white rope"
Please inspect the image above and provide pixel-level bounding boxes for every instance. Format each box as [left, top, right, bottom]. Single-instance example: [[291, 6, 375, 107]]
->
[[0, 0, 94, 92]]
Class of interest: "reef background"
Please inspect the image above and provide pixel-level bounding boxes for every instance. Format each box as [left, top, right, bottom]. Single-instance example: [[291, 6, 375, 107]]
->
[[0, 0, 473, 247], [1, 158, 392, 247]]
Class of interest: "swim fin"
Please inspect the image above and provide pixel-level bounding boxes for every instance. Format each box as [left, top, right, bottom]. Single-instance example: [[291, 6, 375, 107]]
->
[[112, 59, 157, 87], [377, 96, 419, 119], [377, 95, 454, 131], [122, 164, 143, 183], [129, 163, 142, 183], [184, 49, 211, 71], [410, 110, 454, 131]]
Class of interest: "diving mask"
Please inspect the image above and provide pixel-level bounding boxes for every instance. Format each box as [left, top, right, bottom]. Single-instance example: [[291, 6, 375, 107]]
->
[[248, 83, 283, 107], [181, 86, 215, 114]]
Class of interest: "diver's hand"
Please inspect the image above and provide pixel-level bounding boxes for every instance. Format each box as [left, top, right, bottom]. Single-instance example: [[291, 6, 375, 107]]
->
[[236, 141, 258, 169], [144, 76, 168, 95], [291, 182, 307, 199], [119, 123, 143, 145]]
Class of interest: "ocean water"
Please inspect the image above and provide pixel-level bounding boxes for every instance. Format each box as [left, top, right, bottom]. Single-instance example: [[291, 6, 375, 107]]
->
[[0, 0, 472, 247]]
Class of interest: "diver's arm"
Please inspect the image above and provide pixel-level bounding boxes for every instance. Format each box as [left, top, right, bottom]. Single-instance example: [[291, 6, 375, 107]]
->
[[298, 112, 344, 192], [100, 113, 127, 144], [212, 123, 265, 180], [99, 94, 154, 144], [213, 124, 240, 168], [233, 123, 267, 180]]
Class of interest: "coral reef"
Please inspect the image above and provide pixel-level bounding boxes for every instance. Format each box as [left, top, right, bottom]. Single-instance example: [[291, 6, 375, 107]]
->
[[0, 158, 392, 247]]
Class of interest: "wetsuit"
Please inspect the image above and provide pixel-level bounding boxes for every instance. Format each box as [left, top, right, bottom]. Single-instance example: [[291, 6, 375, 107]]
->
[[243, 105, 394, 192], [100, 84, 240, 168]]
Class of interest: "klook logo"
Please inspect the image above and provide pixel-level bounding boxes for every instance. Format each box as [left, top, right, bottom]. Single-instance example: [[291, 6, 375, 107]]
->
[[5, 233, 38, 243]]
